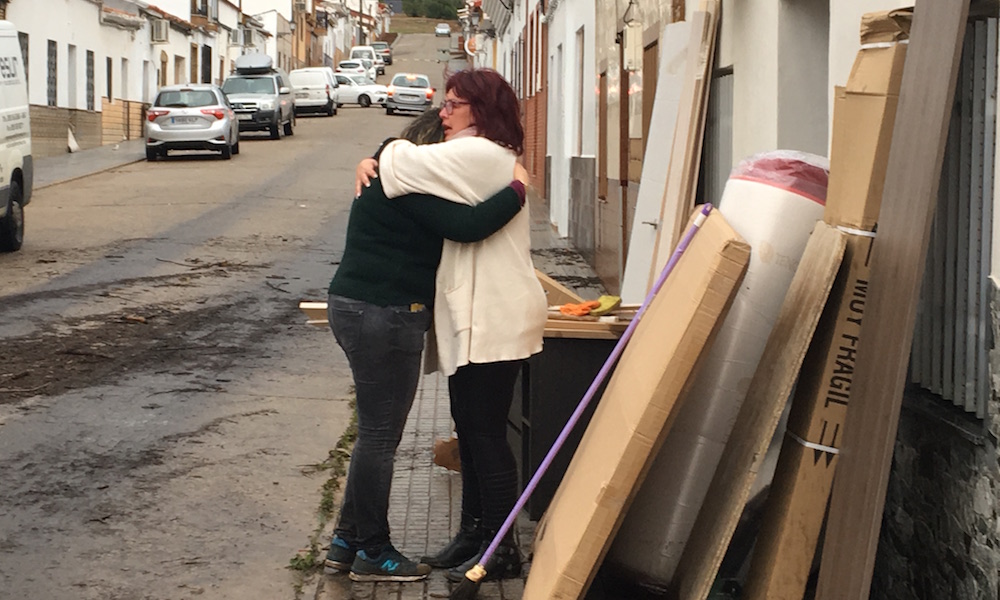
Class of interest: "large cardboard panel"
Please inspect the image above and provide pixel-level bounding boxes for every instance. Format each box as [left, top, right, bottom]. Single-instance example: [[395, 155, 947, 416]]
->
[[670, 222, 846, 600], [523, 209, 750, 600]]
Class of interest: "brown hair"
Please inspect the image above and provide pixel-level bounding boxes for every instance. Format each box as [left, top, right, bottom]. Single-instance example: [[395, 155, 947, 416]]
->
[[446, 69, 524, 155], [400, 108, 445, 145]]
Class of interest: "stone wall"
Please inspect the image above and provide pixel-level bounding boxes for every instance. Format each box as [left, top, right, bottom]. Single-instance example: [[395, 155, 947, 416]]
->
[[871, 282, 1000, 599]]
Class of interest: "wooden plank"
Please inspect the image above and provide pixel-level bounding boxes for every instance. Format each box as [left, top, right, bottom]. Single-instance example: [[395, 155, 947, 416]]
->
[[647, 0, 720, 293], [536, 268, 586, 306], [814, 1, 970, 597], [620, 19, 691, 305], [523, 209, 750, 600], [670, 222, 846, 600], [542, 327, 621, 341]]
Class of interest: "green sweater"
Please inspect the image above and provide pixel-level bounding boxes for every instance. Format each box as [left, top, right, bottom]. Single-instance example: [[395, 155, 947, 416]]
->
[[328, 177, 521, 308]]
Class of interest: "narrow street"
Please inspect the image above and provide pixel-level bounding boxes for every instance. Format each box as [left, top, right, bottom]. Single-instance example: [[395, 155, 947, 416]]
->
[[0, 33, 451, 600]]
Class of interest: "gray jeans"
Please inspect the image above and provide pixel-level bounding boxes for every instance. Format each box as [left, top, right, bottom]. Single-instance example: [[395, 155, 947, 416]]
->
[[328, 294, 431, 553]]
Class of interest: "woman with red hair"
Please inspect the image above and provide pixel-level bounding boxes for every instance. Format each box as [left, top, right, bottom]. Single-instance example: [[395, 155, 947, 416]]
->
[[356, 68, 546, 582]]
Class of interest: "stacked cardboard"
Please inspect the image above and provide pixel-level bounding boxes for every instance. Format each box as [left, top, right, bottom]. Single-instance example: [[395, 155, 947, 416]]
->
[[743, 9, 912, 600]]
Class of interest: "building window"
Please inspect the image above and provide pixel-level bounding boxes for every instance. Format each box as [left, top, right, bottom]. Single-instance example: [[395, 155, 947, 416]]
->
[[46, 40, 57, 106], [86, 51, 95, 110], [106, 56, 113, 100]]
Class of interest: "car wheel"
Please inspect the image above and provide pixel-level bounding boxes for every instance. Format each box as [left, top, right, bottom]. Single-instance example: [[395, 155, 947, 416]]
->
[[233, 138, 240, 155], [221, 143, 232, 160], [0, 180, 24, 252], [386, 106, 394, 115], [270, 120, 281, 140], [359, 95, 371, 108], [326, 101, 335, 117], [284, 112, 295, 136], [146, 146, 159, 161]]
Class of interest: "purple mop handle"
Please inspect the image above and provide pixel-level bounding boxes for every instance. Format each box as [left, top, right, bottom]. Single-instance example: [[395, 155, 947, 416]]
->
[[477, 203, 715, 567]]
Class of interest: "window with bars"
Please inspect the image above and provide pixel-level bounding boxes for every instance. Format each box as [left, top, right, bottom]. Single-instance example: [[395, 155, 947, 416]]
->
[[86, 51, 94, 110], [910, 17, 997, 419], [46, 40, 56, 106]]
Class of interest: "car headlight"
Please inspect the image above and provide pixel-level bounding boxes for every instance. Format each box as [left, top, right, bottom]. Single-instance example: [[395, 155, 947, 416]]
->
[[259, 99, 275, 110]]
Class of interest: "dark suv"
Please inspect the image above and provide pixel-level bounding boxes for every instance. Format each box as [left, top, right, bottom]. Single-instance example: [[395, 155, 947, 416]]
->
[[222, 54, 295, 139], [372, 41, 392, 66]]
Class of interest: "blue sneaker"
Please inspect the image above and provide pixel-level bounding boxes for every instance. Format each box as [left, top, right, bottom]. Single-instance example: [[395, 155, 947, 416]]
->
[[324, 536, 356, 571], [348, 545, 432, 582]]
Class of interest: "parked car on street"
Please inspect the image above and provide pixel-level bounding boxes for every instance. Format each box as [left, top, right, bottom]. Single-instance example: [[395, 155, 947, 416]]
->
[[334, 74, 388, 108], [372, 41, 392, 65], [336, 60, 367, 78], [221, 54, 295, 140], [373, 55, 386, 76], [0, 20, 32, 253], [289, 67, 339, 116], [435, 22, 451, 36], [386, 73, 435, 115], [145, 84, 240, 161]]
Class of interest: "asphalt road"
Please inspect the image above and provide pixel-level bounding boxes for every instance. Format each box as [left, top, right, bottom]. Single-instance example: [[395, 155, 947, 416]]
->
[[0, 32, 452, 600]]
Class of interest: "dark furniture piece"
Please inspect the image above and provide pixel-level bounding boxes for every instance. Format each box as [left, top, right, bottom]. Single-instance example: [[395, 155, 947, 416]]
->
[[508, 335, 619, 520]]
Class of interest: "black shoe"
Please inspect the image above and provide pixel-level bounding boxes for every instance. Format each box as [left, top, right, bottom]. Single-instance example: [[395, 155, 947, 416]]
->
[[349, 545, 432, 582], [324, 536, 356, 571], [445, 539, 522, 583], [421, 520, 483, 568]]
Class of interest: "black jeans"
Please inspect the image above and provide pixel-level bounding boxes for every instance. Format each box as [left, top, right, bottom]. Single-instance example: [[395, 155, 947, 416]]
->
[[449, 360, 523, 537], [328, 294, 431, 553]]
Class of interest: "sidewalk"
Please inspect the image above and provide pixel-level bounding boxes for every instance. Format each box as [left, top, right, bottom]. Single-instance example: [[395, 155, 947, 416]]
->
[[34, 139, 145, 189], [315, 194, 606, 599]]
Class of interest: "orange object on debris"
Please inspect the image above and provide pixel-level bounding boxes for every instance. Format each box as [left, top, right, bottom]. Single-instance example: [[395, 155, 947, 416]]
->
[[560, 300, 601, 316]]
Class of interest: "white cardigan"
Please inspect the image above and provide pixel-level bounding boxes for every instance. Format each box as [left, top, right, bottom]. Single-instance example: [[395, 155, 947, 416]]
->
[[379, 136, 547, 376]]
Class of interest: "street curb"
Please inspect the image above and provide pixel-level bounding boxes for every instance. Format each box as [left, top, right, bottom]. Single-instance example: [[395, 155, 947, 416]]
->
[[35, 157, 146, 191]]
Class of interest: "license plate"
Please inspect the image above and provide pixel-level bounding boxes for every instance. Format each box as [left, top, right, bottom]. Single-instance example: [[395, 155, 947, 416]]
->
[[237, 114, 252, 120], [400, 94, 419, 102], [296, 93, 309, 99], [172, 116, 198, 124]]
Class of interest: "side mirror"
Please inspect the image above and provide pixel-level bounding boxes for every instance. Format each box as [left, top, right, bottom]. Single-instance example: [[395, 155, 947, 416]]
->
[[279, 86, 291, 94]]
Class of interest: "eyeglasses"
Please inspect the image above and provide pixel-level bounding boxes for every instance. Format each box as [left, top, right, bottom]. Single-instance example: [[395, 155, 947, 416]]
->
[[441, 99, 471, 115]]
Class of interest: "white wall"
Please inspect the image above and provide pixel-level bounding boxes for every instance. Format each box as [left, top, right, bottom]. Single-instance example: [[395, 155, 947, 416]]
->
[[718, 0, 830, 166], [545, 0, 596, 235]]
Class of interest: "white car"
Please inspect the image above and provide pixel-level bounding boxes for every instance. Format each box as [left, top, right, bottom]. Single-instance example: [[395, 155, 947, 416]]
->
[[289, 67, 339, 116], [334, 74, 388, 108], [146, 84, 240, 160], [435, 22, 451, 36], [336, 60, 367, 78]]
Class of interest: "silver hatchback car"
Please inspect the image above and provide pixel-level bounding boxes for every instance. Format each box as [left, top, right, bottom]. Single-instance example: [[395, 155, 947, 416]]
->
[[146, 84, 239, 160]]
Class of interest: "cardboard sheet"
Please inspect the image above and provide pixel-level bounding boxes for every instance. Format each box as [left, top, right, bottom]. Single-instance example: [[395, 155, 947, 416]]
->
[[522, 209, 750, 600]]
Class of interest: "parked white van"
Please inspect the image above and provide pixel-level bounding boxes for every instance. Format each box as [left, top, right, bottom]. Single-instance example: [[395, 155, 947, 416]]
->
[[350, 46, 383, 76], [0, 21, 32, 252]]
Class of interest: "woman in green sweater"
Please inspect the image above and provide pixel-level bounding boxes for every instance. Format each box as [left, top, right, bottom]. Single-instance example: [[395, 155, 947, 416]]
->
[[323, 109, 527, 583]]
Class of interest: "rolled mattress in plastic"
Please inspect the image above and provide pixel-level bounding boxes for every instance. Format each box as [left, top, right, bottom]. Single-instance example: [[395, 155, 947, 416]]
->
[[605, 151, 829, 591]]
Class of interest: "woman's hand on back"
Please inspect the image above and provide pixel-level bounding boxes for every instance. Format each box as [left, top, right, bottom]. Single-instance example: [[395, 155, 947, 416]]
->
[[513, 162, 529, 186], [355, 158, 379, 197]]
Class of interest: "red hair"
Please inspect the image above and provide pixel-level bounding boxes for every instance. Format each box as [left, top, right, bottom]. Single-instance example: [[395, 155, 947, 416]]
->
[[446, 69, 524, 155]]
